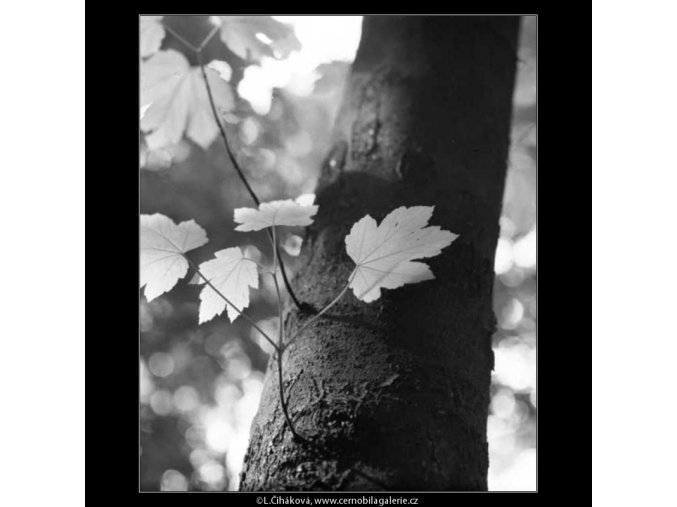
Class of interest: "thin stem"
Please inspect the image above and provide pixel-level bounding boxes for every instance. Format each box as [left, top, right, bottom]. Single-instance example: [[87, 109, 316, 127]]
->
[[183, 255, 278, 352], [283, 270, 355, 352], [162, 20, 303, 309], [271, 226, 278, 280], [197, 53, 261, 205], [270, 227, 284, 344], [159, 22, 301, 299], [196, 51, 303, 310], [163, 22, 200, 53], [162, 19, 219, 53], [159, 20, 308, 441], [276, 348, 300, 439], [198, 23, 220, 51], [276, 245, 303, 309], [271, 226, 301, 439]]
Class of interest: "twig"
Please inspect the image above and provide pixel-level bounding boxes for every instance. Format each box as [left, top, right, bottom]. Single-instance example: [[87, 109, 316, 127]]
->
[[270, 226, 302, 439], [183, 255, 278, 352], [276, 245, 303, 309], [161, 19, 304, 309], [195, 55, 303, 310], [283, 271, 355, 352], [196, 54, 262, 205], [163, 23, 199, 53], [276, 349, 301, 440], [197, 23, 220, 51], [161, 20, 310, 440]]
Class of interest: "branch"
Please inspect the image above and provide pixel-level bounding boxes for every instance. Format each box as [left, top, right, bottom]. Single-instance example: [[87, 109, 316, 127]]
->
[[160, 21, 311, 441], [196, 53, 304, 310], [161, 19, 305, 310]]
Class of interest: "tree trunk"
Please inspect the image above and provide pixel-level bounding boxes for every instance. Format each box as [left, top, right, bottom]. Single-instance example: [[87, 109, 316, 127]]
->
[[240, 15, 519, 491]]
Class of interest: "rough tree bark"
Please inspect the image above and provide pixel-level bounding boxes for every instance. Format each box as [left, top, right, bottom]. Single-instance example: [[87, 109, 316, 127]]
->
[[240, 16, 519, 491]]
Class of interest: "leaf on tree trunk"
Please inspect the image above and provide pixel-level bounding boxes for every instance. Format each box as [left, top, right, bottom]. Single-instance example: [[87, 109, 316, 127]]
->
[[140, 213, 209, 302], [234, 198, 318, 232], [140, 50, 234, 150], [345, 206, 458, 302], [193, 248, 259, 324]]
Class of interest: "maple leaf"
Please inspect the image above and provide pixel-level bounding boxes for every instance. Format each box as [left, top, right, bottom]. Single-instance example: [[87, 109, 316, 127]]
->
[[233, 198, 318, 232], [194, 248, 259, 324], [140, 214, 208, 301], [140, 50, 234, 150], [140, 16, 165, 58], [345, 206, 458, 302], [219, 16, 300, 63]]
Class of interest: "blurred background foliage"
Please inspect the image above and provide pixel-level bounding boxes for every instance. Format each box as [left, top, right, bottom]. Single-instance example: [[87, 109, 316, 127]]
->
[[139, 15, 536, 491]]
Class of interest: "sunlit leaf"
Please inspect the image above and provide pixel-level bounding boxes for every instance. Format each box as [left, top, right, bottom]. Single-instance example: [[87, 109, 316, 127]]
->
[[140, 16, 165, 58], [233, 198, 318, 232], [194, 248, 259, 323], [140, 213, 208, 301], [140, 50, 234, 150], [219, 16, 300, 63], [345, 206, 457, 302]]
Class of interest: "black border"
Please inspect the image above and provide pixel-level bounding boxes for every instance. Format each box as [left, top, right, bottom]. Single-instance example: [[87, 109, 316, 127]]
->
[[85, 7, 591, 502]]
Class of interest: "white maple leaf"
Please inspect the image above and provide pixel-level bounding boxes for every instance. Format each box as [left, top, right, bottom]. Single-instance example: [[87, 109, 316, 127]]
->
[[194, 248, 259, 324], [140, 214, 208, 301], [233, 198, 318, 232], [345, 206, 458, 303], [140, 50, 234, 150], [140, 16, 165, 58], [219, 16, 300, 63]]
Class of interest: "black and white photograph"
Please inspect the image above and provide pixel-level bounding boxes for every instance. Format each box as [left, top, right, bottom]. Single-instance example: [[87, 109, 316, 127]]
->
[[22, 3, 677, 504], [139, 15, 536, 492]]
